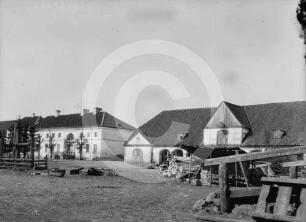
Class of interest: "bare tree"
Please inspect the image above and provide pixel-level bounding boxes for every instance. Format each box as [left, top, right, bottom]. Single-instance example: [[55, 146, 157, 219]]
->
[[76, 131, 87, 160], [46, 131, 57, 159], [35, 134, 44, 159], [64, 133, 74, 154]]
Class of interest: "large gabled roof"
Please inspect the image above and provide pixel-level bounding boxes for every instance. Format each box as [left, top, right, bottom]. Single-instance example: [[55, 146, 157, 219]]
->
[[0, 111, 135, 132], [126, 107, 216, 147], [39, 111, 135, 130], [126, 100, 306, 148]]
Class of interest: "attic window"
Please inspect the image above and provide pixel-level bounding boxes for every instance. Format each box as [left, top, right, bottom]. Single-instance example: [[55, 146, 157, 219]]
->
[[216, 122, 226, 128], [273, 130, 286, 139], [117, 123, 123, 128], [177, 132, 188, 140]]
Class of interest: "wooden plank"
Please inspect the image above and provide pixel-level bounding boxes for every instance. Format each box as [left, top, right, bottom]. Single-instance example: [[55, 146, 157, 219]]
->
[[256, 184, 270, 214], [261, 177, 306, 186], [0, 158, 46, 163], [194, 214, 249, 222], [289, 155, 298, 179], [296, 188, 306, 220], [204, 146, 306, 166], [274, 186, 292, 216], [3, 162, 31, 167], [252, 213, 304, 222], [229, 187, 261, 198], [290, 166, 297, 179], [219, 163, 229, 212], [283, 160, 306, 168]]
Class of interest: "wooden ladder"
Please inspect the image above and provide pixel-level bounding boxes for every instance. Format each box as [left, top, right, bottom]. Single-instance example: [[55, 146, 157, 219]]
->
[[252, 177, 306, 222]]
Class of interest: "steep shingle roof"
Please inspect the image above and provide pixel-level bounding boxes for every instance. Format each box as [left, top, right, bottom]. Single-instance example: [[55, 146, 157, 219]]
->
[[127, 101, 306, 148], [126, 108, 216, 147], [39, 112, 135, 130], [224, 102, 250, 128], [0, 112, 135, 132], [242, 101, 306, 147]]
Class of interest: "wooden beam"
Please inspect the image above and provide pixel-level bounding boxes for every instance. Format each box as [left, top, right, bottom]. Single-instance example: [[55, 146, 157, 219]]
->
[[261, 177, 306, 185], [289, 155, 298, 179], [229, 187, 261, 198], [296, 188, 306, 220], [256, 184, 271, 214], [274, 186, 292, 216], [219, 163, 229, 212], [252, 213, 304, 222], [194, 214, 249, 222], [204, 146, 306, 166], [283, 160, 306, 168]]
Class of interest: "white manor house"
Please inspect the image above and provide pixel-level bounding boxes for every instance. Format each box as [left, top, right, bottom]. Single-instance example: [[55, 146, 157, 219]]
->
[[0, 107, 135, 160]]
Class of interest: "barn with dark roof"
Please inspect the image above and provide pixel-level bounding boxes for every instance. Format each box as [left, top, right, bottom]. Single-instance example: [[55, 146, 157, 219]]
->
[[124, 101, 306, 164]]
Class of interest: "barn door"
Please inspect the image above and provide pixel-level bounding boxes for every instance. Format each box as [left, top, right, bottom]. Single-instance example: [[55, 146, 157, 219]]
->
[[132, 148, 143, 164]]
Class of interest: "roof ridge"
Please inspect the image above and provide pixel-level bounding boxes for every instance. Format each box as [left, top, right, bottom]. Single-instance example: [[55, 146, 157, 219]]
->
[[243, 100, 306, 108]]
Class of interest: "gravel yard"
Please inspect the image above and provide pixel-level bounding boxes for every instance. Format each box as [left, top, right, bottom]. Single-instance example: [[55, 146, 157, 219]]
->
[[0, 168, 217, 222]]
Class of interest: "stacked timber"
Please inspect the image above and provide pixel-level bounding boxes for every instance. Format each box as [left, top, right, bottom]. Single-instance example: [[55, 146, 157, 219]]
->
[[200, 169, 211, 185]]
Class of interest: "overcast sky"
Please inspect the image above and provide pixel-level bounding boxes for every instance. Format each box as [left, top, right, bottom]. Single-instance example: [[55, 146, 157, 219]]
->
[[0, 0, 305, 127]]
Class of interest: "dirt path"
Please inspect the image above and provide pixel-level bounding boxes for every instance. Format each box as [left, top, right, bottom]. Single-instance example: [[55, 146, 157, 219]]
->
[[102, 161, 171, 183], [49, 160, 171, 183]]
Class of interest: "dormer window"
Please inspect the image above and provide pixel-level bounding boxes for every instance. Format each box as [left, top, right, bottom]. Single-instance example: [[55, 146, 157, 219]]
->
[[273, 130, 286, 139], [177, 132, 188, 140]]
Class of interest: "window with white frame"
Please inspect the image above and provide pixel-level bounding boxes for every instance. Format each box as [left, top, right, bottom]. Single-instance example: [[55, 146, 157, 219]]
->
[[87, 132, 90, 137], [93, 144, 97, 154], [58, 133, 61, 138], [86, 144, 90, 153], [94, 132, 98, 138]]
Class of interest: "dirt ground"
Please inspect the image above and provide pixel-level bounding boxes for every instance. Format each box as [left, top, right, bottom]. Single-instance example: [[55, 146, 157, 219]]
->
[[0, 167, 217, 222]]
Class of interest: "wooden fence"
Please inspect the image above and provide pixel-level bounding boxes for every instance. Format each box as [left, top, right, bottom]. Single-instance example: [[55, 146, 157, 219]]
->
[[204, 146, 306, 213], [0, 155, 48, 170]]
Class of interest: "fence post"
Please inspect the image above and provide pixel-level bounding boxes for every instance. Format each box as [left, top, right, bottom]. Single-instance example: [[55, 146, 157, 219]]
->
[[219, 162, 229, 212], [289, 155, 298, 179], [45, 154, 48, 170]]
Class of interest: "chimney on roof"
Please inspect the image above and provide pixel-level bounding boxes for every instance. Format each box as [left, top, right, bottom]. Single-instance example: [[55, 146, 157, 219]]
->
[[55, 110, 61, 117], [81, 108, 89, 116], [32, 113, 36, 117], [93, 107, 102, 114]]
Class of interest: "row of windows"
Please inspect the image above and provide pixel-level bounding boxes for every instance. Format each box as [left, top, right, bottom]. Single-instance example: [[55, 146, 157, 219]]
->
[[44, 144, 98, 154], [45, 132, 99, 138]]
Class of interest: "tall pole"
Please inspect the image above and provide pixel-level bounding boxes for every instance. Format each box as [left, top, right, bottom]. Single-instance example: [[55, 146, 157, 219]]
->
[[0, 136, 3, 159]]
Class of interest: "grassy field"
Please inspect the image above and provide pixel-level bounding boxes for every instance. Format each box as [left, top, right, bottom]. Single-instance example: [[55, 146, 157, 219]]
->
[[0, 168, 217, 222]]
